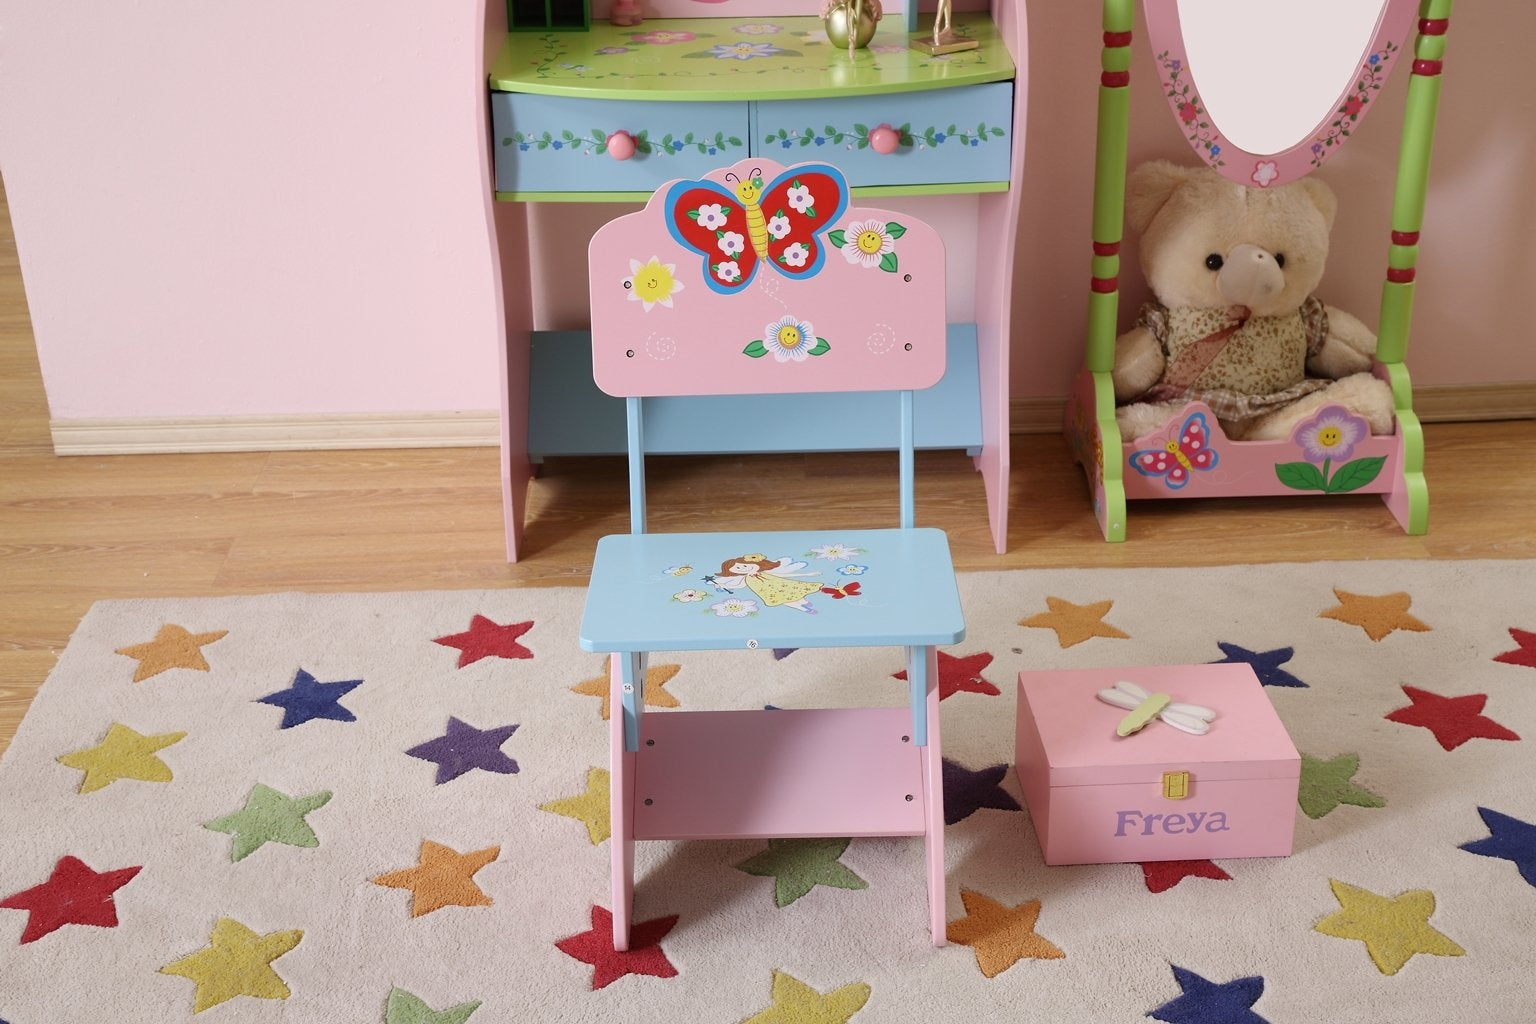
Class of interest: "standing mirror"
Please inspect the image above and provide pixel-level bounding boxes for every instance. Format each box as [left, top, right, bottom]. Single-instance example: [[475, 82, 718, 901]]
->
[[1144, 0, 1419, 187]]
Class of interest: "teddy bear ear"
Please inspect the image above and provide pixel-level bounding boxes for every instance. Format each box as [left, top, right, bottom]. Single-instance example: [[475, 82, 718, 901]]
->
[[1125, 160, 1202, 234], [1295, 177, 1339, 232]]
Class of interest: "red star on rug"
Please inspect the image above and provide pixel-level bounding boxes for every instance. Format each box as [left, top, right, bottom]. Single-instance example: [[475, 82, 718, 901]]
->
[[892, 650, 999, 700], [433, 615, 534, 668], [1385, 685, 1520, 751], [1, 855, 142, 943], [555, 906, 679, 990], [1141, 859, 1232, 893], [1494, 628, 1536, 670]]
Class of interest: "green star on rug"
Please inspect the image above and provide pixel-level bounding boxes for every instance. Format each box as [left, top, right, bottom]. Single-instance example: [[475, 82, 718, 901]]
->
[[1314, 879, 1465, 975], [539, 767, 610, 844], [160, 917, 303, 1013], [736, 838, 868, 908], [1298, 754, 1386, 819], [741, 969, 871, 1024], [204, 784, 333, 861], [385, 987, 480, 1024]]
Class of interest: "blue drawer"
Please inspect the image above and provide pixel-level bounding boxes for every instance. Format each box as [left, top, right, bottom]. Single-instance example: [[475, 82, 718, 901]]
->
[[492, 93, 750, 194], [754, 83, 1012, 188]]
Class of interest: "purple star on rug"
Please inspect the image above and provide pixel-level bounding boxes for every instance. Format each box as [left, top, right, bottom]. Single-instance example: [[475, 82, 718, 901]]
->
[[943, 759, 1021, 824], [1210, 642, 1306, 688], [1150, 965, 1269, 1024], [406, 717, 520, 784], [256, 669, 362, 728], [1460, 806, 1536, 888]]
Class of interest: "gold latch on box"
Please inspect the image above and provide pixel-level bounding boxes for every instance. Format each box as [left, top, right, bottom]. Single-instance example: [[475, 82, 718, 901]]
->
[[1162, 770, 1191, 800]]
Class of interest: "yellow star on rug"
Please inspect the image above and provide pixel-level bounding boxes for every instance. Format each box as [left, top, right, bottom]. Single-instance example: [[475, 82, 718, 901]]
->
[[946, 888, 1065, 977], [1318, 590, 1431, 641], [741, 969, 871, 1024], [115, 624, 228, 682], [159, 917, 303, 1013], [373, 840, 500, 918], [1019, 597, 1129, 648], [571, 657, 682, 719], [539, 767, 610, 844], [1314, 879, 1464, 975], [57, 723, 187, 794]]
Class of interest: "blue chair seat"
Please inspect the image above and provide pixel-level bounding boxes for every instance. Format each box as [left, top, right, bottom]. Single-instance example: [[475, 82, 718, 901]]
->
[[580, 527, 964, 654]]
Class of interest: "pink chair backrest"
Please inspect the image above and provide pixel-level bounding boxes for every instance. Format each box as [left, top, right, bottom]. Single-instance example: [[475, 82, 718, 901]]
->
[[588, 158, 947, 399]]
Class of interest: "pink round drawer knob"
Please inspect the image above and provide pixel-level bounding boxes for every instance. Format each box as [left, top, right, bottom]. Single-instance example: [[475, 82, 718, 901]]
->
[[606, 131, 637, 161], [869, 124, 900, 155]]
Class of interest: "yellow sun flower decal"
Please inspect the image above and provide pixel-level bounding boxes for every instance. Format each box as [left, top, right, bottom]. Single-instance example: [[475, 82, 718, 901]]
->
[[835, 219, 905, 273], [624, 256, 685, 312]]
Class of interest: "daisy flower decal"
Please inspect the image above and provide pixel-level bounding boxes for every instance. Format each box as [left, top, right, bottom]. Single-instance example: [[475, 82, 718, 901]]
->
[[830, 219, 907, 273], [808, 543, 863, 562], [624, 256, 684, 311], [1275, 405, 1386, 493], [743, 315, 830, 362], [711, 598, 759, 618]]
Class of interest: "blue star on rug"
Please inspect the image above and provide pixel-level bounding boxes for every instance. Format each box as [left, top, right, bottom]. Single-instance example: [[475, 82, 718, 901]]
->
[[1210, 642, 1306, 688], [406, 718, 521, 784], [1150, 965, 1269, 1024], [943, 759, 1021, 824], [256, 669, 362, 729], [1460, 806, 1536, 887]]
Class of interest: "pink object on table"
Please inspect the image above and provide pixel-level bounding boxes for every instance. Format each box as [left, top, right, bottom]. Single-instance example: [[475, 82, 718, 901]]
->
[[605, 130, 637, 161], [1015, 663, 1300, 865], [868, 124, 900, 154]]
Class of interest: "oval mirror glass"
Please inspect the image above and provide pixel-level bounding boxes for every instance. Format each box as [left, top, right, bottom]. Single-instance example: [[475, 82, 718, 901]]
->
[[1144, 0, 1420, 188]]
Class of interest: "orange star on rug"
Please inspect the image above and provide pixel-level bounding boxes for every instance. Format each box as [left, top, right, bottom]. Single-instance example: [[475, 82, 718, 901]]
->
[[571, 657, 682, 719], [946, 888, 1065, 977], [1318, 589, 1431, 641], [114, 624, 228, 682], [1019, 598, 1129, 648], [372, 840, 500, 917]]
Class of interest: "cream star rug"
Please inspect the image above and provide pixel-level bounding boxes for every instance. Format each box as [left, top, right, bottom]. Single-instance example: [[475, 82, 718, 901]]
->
[[1, 560, 1532, 1023]]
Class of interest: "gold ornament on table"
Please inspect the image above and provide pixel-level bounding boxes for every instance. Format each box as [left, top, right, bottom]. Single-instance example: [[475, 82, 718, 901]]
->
[[823, 0, 882, 58], [910, 0, 980, 55]]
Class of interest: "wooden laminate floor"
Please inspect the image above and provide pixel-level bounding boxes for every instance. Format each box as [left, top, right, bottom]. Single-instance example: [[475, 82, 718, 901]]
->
[[4, 182, 1535, 757]]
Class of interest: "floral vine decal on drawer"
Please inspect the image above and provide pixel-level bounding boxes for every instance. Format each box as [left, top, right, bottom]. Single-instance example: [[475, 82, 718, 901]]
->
[[1309, 42, 1398, 170], [762, 121, 1004, 153], [1157, 50, 1226, 169], [1275, 406, 1385, 493], [503, 129, 746, 159]]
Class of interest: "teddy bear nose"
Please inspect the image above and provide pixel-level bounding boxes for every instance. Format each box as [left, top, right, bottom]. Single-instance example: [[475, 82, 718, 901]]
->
[[1217, 244, 1285, 305]]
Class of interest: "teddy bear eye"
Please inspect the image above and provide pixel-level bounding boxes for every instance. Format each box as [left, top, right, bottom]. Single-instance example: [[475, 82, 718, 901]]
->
[[1204, 254, 1223, 271], [1275, 253, 1287, 269]]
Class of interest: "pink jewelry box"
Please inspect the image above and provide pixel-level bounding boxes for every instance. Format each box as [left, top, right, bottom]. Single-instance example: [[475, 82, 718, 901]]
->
[[1014, 663, 1300, 866]]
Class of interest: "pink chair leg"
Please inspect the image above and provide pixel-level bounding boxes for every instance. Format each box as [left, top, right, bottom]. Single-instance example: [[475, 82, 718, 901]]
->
[[920, 646, 947, 946], [609, 656, 636, 951]]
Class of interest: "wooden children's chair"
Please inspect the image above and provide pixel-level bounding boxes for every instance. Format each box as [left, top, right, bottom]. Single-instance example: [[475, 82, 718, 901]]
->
[[1066, 0, 1451, 540], [578, 158, 964, 949]]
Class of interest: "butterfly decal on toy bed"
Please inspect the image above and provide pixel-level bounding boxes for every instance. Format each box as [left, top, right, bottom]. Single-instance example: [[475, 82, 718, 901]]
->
[[1128, 410, 1220, 490], [665, 163, 849, 293]]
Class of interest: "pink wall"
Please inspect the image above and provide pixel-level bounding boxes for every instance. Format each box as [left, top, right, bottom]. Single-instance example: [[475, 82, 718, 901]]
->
[[1, 2, 1528, 427]]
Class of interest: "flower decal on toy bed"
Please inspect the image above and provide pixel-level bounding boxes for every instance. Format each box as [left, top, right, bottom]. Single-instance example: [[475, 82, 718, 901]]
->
[[1158, 50, 1225, 169], [1129, 410, 1219, 490], [1275, 405, 1385, 493], [744, 315, 829, 362], [830, 220, 905, 273], [623, 256, 685, 311]]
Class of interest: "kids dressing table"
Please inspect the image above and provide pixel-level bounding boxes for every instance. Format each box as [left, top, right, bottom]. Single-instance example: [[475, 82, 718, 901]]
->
[[482, 1, 1028, 559]]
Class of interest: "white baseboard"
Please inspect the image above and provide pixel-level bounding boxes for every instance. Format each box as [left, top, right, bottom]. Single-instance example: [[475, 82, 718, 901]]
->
[[47, 383, 1536, 454], [49, 411, 501, 455]]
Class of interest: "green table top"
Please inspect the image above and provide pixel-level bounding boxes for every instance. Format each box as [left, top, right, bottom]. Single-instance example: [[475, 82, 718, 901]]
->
[[489, 14, 1013, 100]]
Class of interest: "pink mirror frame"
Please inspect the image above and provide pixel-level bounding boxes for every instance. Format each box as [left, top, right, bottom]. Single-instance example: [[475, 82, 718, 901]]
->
[[1142, 0, 1420, 188]]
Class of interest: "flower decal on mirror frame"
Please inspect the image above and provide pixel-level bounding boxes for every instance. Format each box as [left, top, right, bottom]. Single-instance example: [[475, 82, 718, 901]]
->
[[1275, 405, 1386, 493], [743, 315, 830, 362], [830, 219, 906, 273], [623, 256, 685, 312]]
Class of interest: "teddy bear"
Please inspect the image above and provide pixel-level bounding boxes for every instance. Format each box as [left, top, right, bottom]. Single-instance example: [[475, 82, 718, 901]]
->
[[1111, 160, 1395, 443]]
